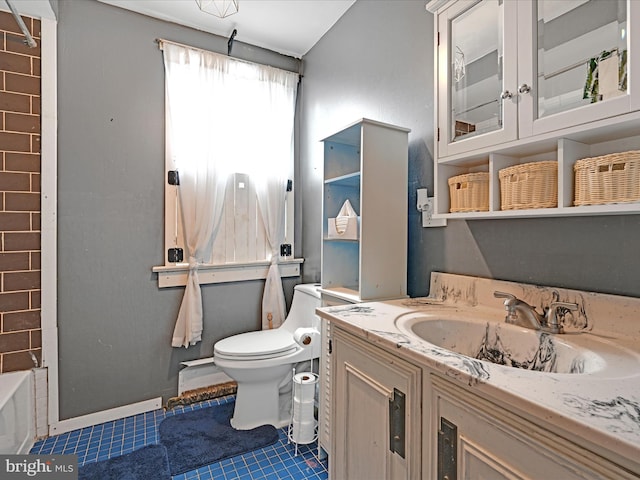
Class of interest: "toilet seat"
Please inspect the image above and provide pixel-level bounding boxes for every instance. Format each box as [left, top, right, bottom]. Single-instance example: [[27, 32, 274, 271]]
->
[[214, 329, 298, 361]]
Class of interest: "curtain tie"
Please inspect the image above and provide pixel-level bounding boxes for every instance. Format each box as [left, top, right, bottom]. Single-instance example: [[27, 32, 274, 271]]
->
[[188, 256, 199, 271]]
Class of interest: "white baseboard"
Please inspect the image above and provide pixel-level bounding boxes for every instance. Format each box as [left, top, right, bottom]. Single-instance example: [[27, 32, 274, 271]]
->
[[48, 397, 162, 435], [18, 438, 34, 455]]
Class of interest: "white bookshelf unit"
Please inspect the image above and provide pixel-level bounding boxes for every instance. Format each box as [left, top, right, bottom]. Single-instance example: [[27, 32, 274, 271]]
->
[[320, 118, 410, 303]]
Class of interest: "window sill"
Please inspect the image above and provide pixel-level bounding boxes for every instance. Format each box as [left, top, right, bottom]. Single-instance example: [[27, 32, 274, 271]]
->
[[152, 258, 304, 288]]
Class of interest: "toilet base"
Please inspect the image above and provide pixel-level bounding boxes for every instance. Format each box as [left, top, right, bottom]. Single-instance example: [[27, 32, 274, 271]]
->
[[229, 365, 292, 430]]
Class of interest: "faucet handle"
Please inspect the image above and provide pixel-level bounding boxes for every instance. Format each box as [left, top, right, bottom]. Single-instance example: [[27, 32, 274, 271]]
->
[[494, 291, 516, 302], [494, 291, 519, 323], [545, 301, 579, 333]]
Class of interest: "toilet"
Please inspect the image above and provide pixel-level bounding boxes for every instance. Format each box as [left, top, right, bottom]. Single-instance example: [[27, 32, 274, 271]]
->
[[213, 283, 322, 430]]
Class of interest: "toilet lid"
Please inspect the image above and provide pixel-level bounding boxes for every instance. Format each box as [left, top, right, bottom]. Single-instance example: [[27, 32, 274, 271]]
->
[[214, 329, 298, 358]]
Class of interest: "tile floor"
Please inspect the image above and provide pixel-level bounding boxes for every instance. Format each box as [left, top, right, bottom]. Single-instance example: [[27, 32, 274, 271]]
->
[[31, 395, 329, 479]]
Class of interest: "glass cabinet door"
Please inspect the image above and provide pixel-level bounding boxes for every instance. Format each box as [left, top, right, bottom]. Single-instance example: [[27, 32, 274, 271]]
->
[[538, 0, 627, 117], [450, 0, 502, 142], [437, 0, 519, 158], [520, 0, 635, 136]]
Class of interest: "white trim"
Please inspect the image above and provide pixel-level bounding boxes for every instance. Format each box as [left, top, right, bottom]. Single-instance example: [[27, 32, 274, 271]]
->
[[180, 357, 215, 367], [425, 0, 455, 14], [152, 258, 304, 288], [49, 397, 163, 435], [39, 17, 59, 436]]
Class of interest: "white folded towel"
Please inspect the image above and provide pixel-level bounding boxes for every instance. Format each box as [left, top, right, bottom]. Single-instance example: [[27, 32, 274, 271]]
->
[[335, 199, 357, 234]]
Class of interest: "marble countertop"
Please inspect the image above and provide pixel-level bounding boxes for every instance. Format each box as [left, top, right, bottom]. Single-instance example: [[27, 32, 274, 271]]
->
[[317, 274, 640, 474]]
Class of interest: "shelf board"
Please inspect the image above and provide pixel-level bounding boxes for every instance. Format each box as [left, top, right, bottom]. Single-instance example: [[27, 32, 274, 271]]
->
[[325, 171, 360, 187], [319, 286, 361, 303], [437, 201, 640, 219], [322, 118, 411, 146], [437, 110, 640, 166], [323, 237, 359, 242]]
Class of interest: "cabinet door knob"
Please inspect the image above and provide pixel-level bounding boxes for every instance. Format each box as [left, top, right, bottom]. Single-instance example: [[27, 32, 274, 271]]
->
[[518, 83, 532, 94], [500, 90, 513, 100]]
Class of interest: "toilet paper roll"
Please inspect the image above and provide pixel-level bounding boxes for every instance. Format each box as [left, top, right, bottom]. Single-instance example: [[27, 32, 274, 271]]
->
[[293, 372, 318, 402], [293, 394, 315, 404], [290, 372, 318, 445], [293, 372, 318, 384], [292, 374, 317, 419], [293, 328, 320, 348], [292, 401, 314, 421], [291, 419, 317, 444]]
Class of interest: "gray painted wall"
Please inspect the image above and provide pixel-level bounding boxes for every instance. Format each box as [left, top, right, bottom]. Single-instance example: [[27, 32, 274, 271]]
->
[[299, 0, 640, 299], [56, 0, 298, 419]]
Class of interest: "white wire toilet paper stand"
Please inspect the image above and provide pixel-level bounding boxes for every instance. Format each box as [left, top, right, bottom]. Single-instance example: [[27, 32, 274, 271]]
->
[[287, 366, 319, 456]]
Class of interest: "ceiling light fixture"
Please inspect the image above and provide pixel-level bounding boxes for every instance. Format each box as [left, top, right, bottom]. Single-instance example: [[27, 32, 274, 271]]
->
[[195, 0, 239, 19]]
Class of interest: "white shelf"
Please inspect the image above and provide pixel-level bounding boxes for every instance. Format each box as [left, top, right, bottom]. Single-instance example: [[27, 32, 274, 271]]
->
[[324, 172, 360, 187], [319, 287, 361, 304], [435, 134, 640, 219], [436, 203, 640, 220], [321, 119, 409, 303], [323, 238, 359, 242]]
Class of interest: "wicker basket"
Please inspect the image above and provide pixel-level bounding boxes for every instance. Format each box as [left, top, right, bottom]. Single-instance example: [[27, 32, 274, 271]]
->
[[499, 161, 558, 210], [574, 151, 640, 206], [448, 172, 489, 212]]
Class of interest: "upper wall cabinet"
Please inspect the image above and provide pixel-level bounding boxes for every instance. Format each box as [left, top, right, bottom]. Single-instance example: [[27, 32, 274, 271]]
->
[[428, 0, 640, 219], [434, 0, 638, 159]]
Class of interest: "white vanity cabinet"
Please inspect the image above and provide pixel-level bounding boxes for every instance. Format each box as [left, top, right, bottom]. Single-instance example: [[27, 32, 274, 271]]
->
[[427, 375, 638, 480], [428, 0, 640, 218], [331, 327, 422, 480], [320, 118, 409, 304], [325, 324, 639, 480]]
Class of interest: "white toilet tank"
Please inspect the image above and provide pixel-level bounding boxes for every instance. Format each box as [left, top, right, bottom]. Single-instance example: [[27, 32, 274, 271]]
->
[[281, 283, 322, 333]]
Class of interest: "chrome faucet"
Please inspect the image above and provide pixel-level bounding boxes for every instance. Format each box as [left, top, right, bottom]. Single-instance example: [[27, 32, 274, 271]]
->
[[493, 291, 578, 334]]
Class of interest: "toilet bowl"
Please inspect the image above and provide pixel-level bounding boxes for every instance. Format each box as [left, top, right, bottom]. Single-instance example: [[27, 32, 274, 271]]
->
[[213, 283, 322, 430]]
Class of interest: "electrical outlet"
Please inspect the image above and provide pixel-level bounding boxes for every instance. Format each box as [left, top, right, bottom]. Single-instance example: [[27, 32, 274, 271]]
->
[[422, 198, 447, 227]]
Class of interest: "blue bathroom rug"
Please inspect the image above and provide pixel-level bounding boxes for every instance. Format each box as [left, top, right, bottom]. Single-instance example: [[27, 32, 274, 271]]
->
[[78, 444, 171, 480], [159, 401, 279, 475]]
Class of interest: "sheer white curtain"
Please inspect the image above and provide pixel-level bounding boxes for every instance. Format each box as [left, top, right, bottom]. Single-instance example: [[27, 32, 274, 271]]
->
[[162, 41, 299, 345], [163, 43, 229, 348], [254, 71, 298, 330]]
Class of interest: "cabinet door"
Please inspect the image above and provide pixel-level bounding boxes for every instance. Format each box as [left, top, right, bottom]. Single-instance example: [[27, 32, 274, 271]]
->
[[519, 0, 638, 137], [437, 0, 519, 158], [332, 329, 421, 480], [430, 375, 636, 480]]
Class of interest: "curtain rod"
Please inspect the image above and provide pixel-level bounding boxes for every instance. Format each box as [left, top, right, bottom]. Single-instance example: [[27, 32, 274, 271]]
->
[[6, 0, 37, 48], [155, 37, 302, 77]]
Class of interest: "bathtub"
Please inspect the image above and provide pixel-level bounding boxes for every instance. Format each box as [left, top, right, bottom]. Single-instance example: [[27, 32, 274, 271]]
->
[[0, 370, 34, 454]]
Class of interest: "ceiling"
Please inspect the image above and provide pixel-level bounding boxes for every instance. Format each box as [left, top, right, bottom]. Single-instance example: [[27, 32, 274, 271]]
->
[[97, 0, 356, 58]]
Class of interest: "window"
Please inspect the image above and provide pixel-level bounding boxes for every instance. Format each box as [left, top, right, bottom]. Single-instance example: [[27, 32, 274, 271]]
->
[[154, 40, 301, 288]]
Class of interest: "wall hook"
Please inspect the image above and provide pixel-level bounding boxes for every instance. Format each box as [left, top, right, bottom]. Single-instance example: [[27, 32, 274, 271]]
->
[[228, 29, 237, 56]]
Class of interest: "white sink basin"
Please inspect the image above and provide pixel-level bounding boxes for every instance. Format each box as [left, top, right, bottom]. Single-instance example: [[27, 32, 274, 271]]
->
[[394, 313, 640, 377]]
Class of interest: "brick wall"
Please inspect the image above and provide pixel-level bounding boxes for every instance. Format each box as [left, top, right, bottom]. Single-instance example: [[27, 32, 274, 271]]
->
[[0, 11, 41, 373]]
